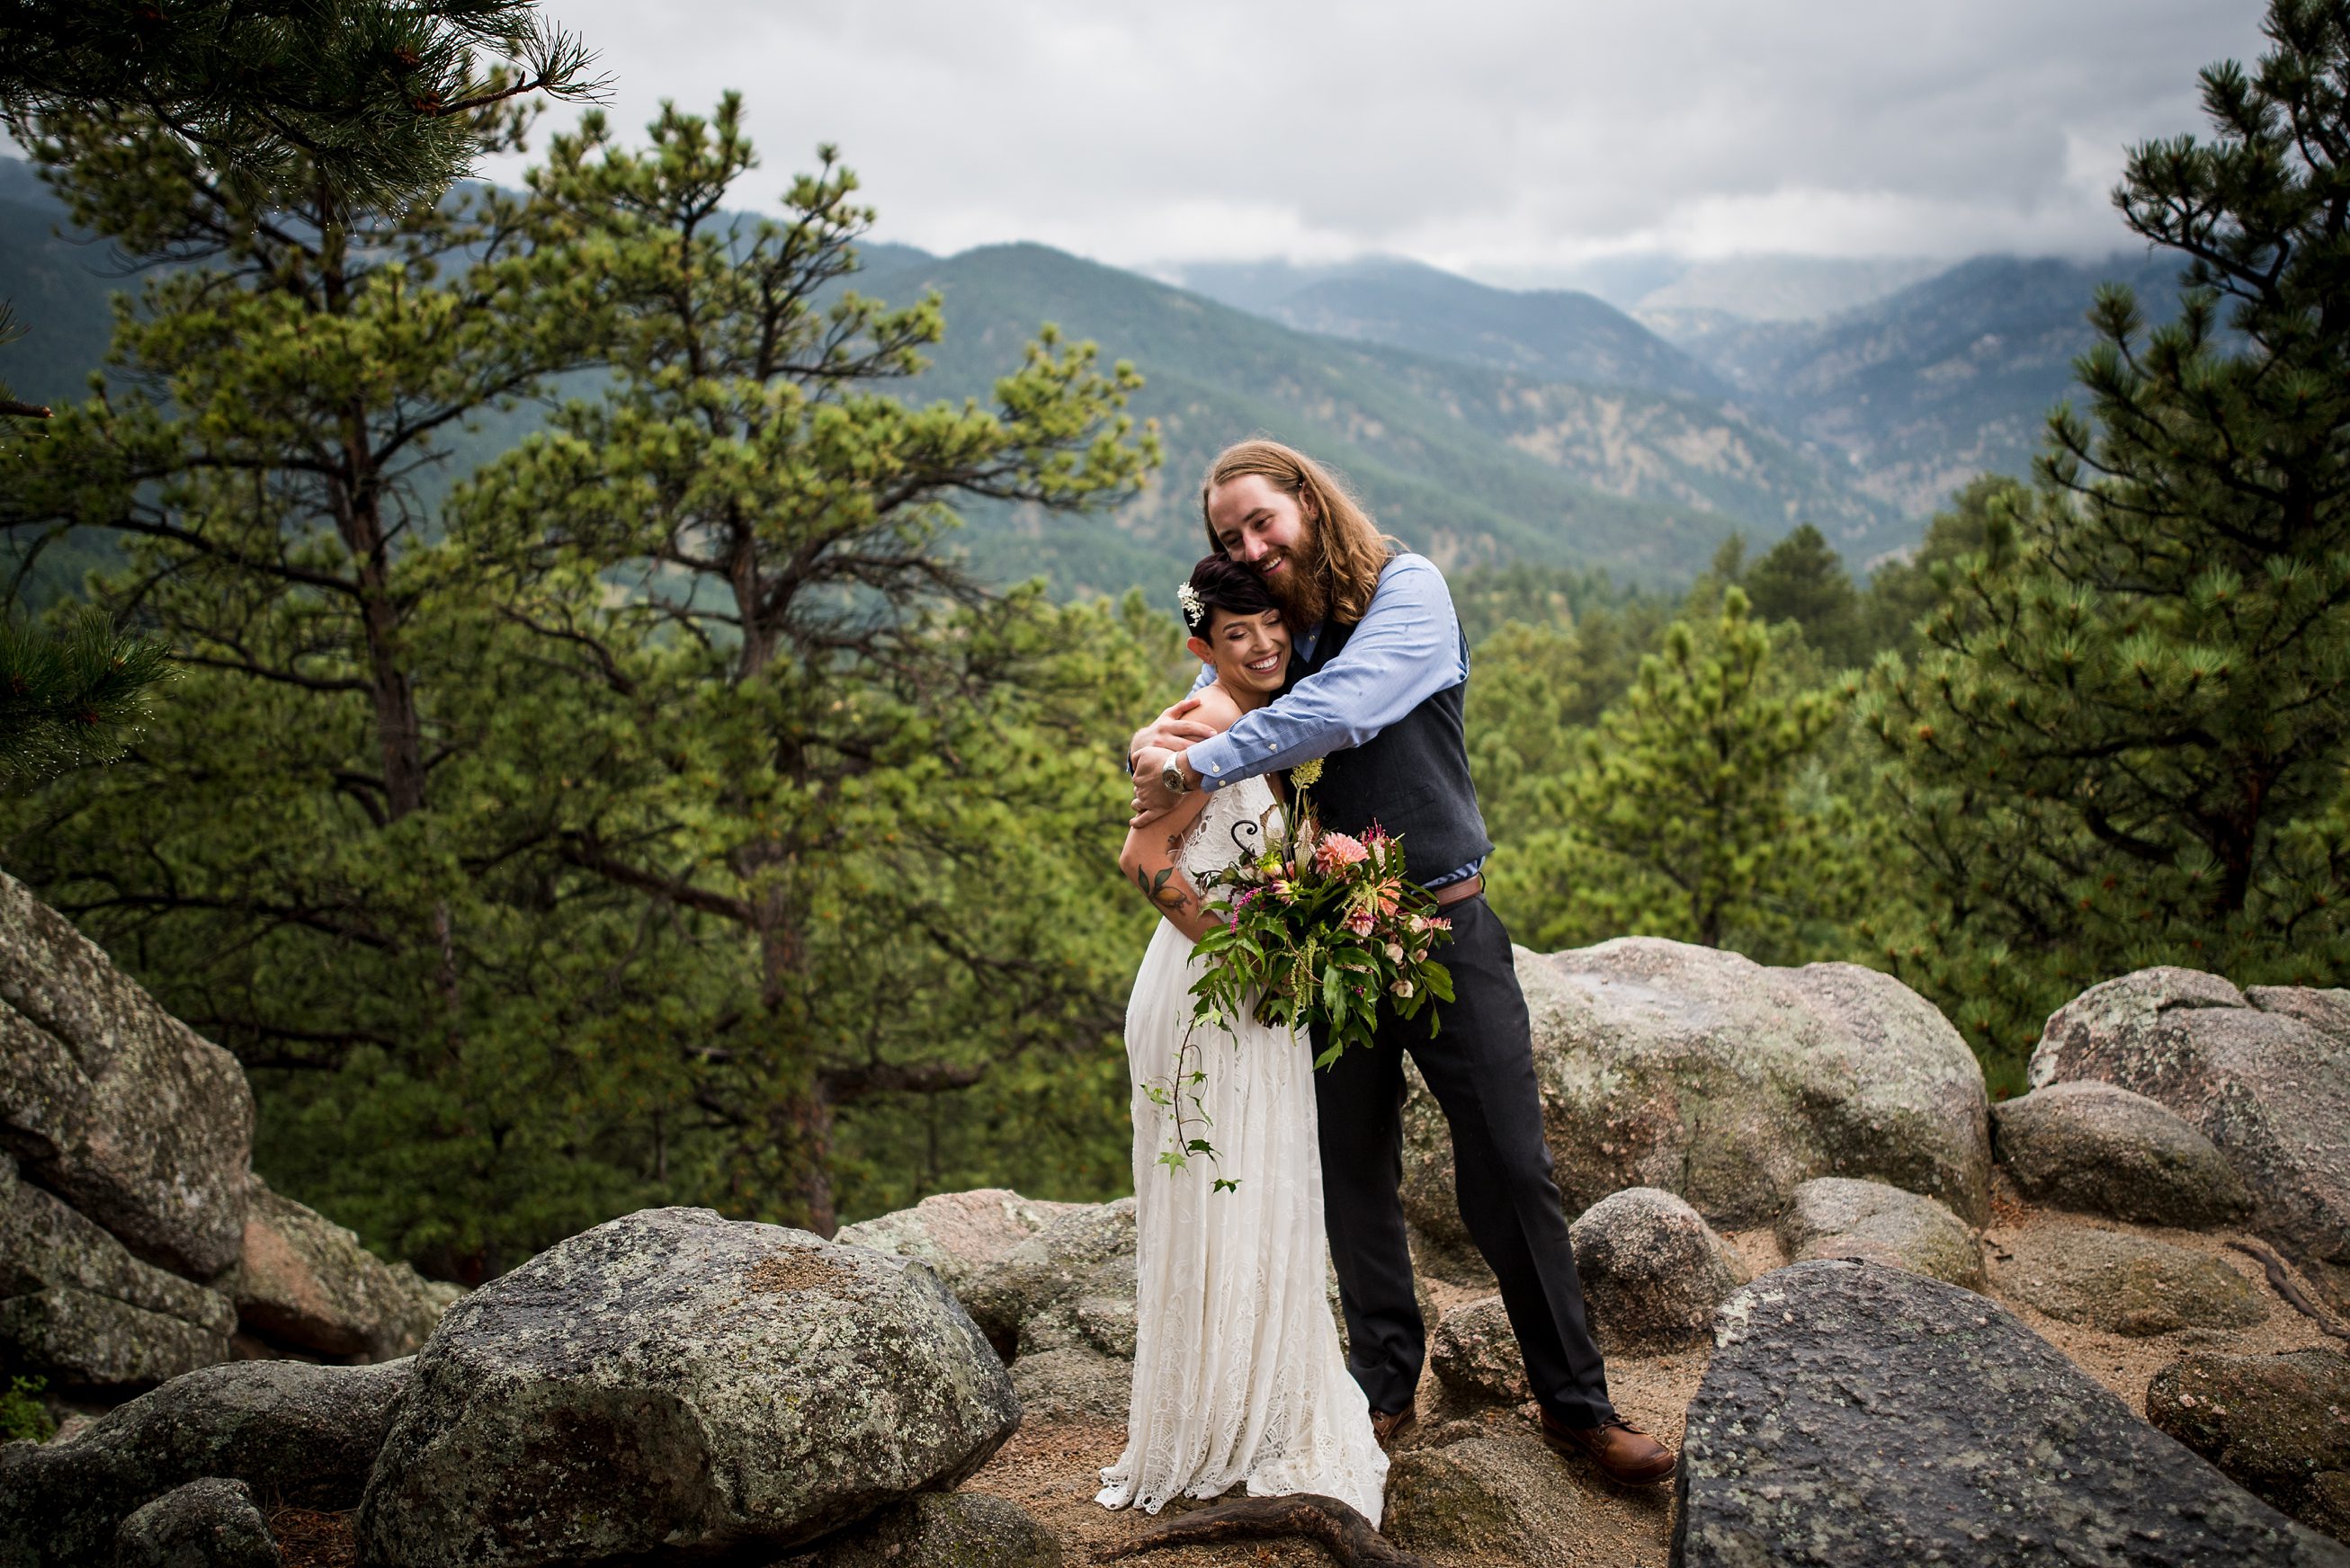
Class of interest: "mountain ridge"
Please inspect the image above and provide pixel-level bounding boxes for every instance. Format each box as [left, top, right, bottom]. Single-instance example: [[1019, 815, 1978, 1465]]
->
[[1, 152, 2194, 598]]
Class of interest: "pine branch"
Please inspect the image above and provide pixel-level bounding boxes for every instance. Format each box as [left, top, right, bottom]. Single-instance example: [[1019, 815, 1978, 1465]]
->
[[0, 609, 174, 785]]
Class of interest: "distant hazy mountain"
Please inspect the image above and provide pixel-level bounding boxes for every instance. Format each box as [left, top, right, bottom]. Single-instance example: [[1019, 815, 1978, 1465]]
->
[[1168, 256, 1723, 400], [1651, 251, 2186, 520], [1634, 255, 1948, 323]]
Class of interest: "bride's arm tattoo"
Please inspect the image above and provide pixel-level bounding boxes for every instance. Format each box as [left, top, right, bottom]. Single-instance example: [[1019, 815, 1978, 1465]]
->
[[1134, 865, 1194, 917]]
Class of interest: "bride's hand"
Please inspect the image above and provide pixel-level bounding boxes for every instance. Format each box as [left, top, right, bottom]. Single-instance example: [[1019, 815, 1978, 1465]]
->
[[1127, 695, 1216, 769]]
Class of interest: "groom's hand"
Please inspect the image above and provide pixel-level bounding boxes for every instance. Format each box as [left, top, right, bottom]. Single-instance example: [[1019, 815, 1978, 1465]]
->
[[1128, 746, 1201, 828], [1127, 696, 1216, 770]]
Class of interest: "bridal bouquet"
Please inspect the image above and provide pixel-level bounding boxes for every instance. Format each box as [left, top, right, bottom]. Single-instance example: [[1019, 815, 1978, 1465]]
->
[[1187, 761, 1455, 1070]]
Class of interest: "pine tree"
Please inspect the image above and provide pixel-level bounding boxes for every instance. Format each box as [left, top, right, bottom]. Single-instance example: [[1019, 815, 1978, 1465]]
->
[[1490, 588, 1854, 959], [0, 94, 1169, 1261], [1743, 523, 1866, 666], [0, 1, 596, 779], [450, 96, 1163, 1234], [1860, 0, 2350, 1085], [1857, 476, 2021, 656], [0, 0, 600, 210]]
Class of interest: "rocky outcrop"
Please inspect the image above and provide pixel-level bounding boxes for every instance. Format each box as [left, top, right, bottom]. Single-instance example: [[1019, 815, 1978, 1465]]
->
[[112, 1477, 281, 1568], [1569, 1187, 1749, 1353], [1677, 1261, 2348, 1566], [1992, 1223, 2270, 1337], [2029, 969, 2350, 1292], [0, 870, 251, 1280], [1385, 1421, 1626, 1568], [1429, 1296, 1528, 1406], [1401, 940, 1988, 1260], [0, 1358, 409, 1568], [950, 1198, 1139, 1421], [220, 1176, 448, 1361], [356, 1207, 1020, 1568], [1005, 1346, 1131, 1424], [0, 1152, 234, 1391], [1993, 1079, 2252, 1227], [961, 1198, 1137, 1360], [835, 1189, 1086, 1298], [2149, 1349, 2350, 1543], [0, 1289, 228, 1395], [0, 1156, 235, 1341], [791, 1492, 1063, 1567], [1776, 1176, 1983, 1287]]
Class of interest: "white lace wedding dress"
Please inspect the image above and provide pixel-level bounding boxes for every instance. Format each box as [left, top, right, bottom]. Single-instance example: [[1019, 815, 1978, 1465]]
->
[[1096, 773, 1389, 1525]]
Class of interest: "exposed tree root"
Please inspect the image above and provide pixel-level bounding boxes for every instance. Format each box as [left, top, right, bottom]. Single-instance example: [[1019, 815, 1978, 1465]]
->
[[1095, 1494, 1433, 1566], [2228, 1239, 2350, 1341]]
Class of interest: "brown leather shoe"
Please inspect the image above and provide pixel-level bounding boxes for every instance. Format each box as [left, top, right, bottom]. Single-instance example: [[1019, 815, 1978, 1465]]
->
[[1370, 1405, 1418, 1452], [1539, 1411, 1676, 1486]]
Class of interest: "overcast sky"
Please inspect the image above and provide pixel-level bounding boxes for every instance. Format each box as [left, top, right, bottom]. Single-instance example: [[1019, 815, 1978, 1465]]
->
[[483, 1, 2271, 284]]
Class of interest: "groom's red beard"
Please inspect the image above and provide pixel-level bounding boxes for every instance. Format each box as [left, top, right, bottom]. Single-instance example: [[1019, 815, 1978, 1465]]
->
[[1255, 538, 1330, 628]]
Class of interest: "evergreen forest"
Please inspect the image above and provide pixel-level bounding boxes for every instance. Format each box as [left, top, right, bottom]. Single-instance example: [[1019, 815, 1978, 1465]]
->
[[2, 2, 2346, 1285]]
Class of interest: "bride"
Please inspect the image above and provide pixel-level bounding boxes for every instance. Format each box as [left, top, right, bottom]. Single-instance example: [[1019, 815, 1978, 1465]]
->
[[1097, 555, 1389, 1524]]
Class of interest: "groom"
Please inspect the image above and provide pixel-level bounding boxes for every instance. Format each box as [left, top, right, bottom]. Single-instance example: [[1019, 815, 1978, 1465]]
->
[[1128, 440, 1676, 1488]]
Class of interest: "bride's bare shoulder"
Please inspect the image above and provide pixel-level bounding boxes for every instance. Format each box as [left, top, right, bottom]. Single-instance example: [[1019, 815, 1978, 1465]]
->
[[1187, 683, 1245, 734]]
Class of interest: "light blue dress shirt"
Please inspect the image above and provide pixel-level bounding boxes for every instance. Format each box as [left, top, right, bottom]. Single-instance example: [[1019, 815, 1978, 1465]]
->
[[1183, 553, 1484, 888]]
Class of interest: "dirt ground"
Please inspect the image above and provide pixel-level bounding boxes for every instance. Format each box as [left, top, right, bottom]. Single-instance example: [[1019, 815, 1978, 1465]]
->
[[961, 1195, 2347, 1568]]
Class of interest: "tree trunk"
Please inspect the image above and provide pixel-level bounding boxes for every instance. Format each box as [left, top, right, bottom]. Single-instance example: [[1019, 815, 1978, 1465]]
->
[[336, 450, 431, 821], [773, 1078, 836, 1238]]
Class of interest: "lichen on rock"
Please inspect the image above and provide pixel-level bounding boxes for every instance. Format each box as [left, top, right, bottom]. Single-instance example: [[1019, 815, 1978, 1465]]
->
[[0, 1358, 410, 1568], [2029, 968, 2350, 1300], [0, 870, 252, 1280], [1991, 1223, 2269, 1337], [112, 1476, 281, 1568], [355, 1206, 1020, 1568], [835, 1189, 1085, 1298], [1777, 1175, 1983, 1287], [2149, 1348, 2350, 1543], [1679, 1260, 2345, 1566], [1400, 940, 1990, 1254], [219, 1175, 452, 1362]]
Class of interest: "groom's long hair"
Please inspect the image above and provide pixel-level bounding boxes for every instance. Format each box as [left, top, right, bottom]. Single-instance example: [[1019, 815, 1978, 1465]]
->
[[1199, 440, 1397, 628]]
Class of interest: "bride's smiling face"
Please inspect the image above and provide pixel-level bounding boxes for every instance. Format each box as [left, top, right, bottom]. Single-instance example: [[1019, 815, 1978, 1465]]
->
[[1188, 606, 1291, 704]]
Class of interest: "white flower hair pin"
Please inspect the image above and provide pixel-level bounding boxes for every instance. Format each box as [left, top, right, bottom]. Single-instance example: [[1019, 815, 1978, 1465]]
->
[[1176, 582, 1205, 629]]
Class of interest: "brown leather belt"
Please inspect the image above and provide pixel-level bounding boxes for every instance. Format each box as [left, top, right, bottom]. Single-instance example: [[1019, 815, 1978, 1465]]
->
[[1431, 872, 1484, 908]]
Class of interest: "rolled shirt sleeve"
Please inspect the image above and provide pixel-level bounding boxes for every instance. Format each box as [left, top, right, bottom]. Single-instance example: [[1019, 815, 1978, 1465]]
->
[[1186, 554, 1466, 790]]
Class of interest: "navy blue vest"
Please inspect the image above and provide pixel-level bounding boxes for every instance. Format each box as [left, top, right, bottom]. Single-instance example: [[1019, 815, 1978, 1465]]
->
[[1285, 589, 1493, 887]]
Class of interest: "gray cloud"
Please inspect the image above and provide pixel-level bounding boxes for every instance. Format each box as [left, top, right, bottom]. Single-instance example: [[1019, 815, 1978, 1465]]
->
[[486, 0, 2271, 276]]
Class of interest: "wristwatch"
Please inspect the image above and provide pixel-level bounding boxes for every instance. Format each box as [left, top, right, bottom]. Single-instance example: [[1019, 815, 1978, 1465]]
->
[[1159, 754, 1191, 797]]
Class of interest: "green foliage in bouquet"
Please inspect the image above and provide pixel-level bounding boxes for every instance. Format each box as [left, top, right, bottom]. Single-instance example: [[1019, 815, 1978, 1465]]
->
[[1189, 762, 1456, 1072]]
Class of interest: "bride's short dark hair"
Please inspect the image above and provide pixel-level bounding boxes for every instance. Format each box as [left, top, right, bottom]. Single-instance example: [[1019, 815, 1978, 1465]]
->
[[1183, 555, 1281, 635]]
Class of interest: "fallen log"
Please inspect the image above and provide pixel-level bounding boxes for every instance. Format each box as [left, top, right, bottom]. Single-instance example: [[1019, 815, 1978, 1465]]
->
[[1095, 1493, 1432, 1567], [2227, 1239, 2350, 1342]]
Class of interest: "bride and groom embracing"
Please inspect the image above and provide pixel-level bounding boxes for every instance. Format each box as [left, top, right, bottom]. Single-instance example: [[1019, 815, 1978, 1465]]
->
[[1099, 439, 1677, 1529]]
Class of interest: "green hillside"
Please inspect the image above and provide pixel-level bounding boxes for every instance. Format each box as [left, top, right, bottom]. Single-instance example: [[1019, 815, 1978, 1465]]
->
[[862, 244, 1884, 595], [1, 156, 1904, 604]]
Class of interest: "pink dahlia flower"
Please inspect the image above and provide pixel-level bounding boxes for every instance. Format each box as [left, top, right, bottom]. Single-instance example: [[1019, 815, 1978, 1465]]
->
[[1314, 833, 1371, 874]]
